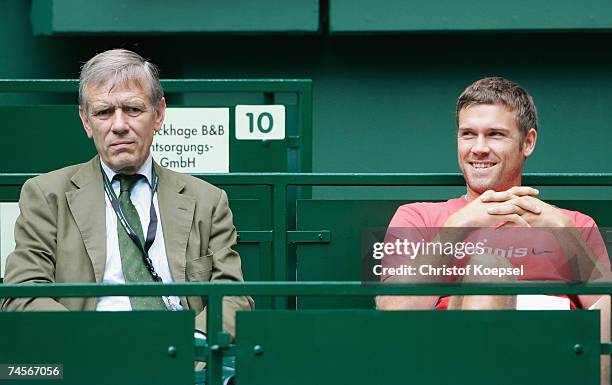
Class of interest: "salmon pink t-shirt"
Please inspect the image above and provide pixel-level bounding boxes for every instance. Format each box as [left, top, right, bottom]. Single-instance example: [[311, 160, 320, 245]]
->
[[383, 197, 610, 309]]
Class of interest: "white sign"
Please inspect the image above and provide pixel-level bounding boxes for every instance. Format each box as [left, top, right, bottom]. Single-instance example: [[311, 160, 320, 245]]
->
[[152, 108, 229, 173], [1, 203, 20, 278], [235, 105, 285, 140]]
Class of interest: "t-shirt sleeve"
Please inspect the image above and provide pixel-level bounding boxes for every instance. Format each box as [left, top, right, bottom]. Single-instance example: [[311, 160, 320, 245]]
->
[[572, 212, 611, 274], [381, 204, 434, 282], [388, 203, 429, 228]]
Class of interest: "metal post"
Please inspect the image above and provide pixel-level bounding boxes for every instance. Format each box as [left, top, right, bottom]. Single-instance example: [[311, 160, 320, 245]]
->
[[206, 292, 223, 385], [272, 181, 288, 309]]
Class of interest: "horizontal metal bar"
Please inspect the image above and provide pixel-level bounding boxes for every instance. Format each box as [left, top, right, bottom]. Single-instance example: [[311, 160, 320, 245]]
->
[[0, 79, 78, 92], [205, 173, 612, 186], [0, 174, 30, 184], [3, 281, 612, 298], [236, 230, 273, 243], [163, 79, 312, 93], [0, 79, 312, 93], [2, 173, 612, 187], [287, 230, 331, 243]]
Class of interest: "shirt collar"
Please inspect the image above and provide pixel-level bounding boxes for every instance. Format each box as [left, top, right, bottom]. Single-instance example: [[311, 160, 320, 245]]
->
[[100, 154, 154, 187]]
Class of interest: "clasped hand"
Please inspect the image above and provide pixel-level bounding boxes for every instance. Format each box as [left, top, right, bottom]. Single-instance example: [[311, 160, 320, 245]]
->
[[447, 186, 571, 228]]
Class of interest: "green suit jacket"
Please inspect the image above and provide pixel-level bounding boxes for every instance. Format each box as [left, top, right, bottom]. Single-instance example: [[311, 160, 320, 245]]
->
[[1, 156, 253, 337]]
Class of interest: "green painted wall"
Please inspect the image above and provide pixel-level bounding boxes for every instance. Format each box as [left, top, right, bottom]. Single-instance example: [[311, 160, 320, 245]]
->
[[2, 0, 611, 177], [330, 0, 612, 32], [31, 0, 319, 35]]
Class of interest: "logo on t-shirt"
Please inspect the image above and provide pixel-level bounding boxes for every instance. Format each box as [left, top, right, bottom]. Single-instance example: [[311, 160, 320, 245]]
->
[[479, 246, 556, 258], [532, 248, 553, 255], [481, 246, 529, 258]]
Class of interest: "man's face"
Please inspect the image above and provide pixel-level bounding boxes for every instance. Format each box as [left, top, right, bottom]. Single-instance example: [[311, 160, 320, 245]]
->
[[457, 103, 536, 199], [79, 80, 165, 174]]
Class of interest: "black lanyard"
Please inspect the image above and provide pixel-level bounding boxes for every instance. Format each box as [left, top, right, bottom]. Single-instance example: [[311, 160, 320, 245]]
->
[[100, 165, 181, 311], [101, 166, 161, 283]]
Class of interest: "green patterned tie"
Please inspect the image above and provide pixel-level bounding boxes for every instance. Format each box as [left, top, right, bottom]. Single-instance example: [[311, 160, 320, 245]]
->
[[116, 174, 166, 310]]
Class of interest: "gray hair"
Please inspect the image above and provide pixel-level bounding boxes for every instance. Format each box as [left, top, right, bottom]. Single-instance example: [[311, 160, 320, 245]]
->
[[79, 49, 163, 113]]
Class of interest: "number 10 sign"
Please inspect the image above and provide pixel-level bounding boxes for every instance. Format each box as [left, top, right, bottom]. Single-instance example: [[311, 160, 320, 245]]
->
[[235, 105, 285, 140]]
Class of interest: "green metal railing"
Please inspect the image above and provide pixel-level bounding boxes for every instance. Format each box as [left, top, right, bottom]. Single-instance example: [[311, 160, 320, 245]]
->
[[2, 281, 612, 385], [2, 173, 612, 306]]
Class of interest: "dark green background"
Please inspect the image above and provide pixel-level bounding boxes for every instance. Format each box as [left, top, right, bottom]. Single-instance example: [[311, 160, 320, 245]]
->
[[2, 0, 611, 176]]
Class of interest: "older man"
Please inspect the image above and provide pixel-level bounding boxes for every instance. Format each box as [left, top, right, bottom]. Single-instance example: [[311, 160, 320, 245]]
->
[[1, 49, 253, 337]]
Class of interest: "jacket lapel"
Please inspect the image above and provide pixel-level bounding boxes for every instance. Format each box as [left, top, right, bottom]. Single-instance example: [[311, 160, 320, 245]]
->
[[65, 156, 107, 283], [154, 162, 195, 286]]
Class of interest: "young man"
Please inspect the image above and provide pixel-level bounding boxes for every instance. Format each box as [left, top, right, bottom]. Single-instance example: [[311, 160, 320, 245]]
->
[[378, 76, 610, 310], [377, 77, 611, 383]]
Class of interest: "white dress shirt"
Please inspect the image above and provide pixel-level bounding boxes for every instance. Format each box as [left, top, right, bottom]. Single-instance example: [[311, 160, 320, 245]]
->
[[96, 155, 183, 311]]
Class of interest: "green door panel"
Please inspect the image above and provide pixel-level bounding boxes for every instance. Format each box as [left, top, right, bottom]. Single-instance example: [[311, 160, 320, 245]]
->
[[236, 310, 599, 385]]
